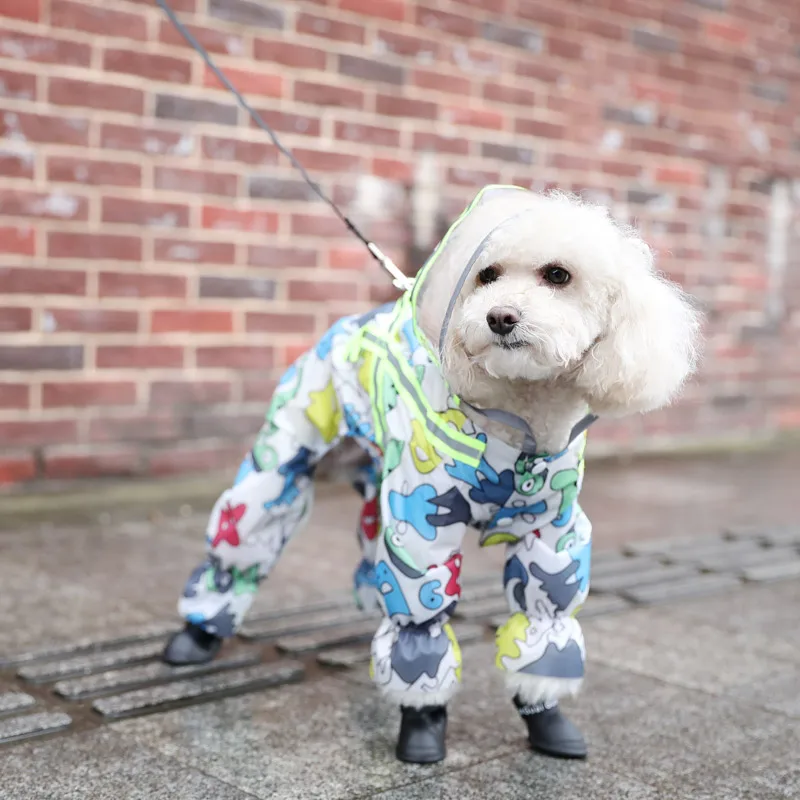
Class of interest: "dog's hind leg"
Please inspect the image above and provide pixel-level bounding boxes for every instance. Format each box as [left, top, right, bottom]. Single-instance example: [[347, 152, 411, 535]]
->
[[165, 319, 362, 665]]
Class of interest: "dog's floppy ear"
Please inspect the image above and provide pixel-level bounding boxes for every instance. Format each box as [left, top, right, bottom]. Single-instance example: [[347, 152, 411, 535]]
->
[[573, 238, 702, 415]]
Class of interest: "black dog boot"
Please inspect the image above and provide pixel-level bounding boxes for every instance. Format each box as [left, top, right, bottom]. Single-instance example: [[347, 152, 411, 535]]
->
[[396, 705, 447, 764], [514, 697, 587, 759], [162, 622, 222, 666]]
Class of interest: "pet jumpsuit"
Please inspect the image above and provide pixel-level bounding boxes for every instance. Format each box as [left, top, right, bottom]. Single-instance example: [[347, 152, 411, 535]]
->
[[177, 185, 595, 708]]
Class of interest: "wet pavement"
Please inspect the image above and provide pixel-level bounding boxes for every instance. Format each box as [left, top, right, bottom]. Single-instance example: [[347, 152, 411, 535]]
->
[[1, 446, 799, 798]]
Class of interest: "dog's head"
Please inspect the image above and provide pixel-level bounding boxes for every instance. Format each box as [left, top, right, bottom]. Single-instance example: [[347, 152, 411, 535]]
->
[[415, 187, 702, 415]]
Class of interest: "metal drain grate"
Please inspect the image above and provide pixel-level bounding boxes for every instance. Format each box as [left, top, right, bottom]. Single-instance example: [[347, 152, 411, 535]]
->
[[1, 524, 797, 749]]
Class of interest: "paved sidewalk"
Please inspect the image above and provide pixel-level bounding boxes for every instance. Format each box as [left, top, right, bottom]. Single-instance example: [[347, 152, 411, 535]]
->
[[1, 447, 799, 798]]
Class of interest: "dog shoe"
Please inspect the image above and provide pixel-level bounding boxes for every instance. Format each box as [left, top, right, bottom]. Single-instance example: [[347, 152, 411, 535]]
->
[[514, 697, 587, 759], [396, 705, 448, 764], [162, 623, 222, 666]]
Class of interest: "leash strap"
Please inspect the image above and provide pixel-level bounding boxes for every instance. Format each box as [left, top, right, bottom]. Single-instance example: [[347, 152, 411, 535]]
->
[[155, 0, 413, 292]]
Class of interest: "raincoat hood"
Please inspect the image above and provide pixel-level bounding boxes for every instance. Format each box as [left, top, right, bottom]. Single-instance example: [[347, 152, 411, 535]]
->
[[410, 184, 541, 365]]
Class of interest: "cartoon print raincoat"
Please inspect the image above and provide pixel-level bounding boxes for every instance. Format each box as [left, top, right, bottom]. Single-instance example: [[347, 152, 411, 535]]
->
[[178, 186, 595, 708]]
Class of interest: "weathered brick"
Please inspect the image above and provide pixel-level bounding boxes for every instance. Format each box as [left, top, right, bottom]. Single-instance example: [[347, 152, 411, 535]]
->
[[328, 246, 371, 271], [289, 280, 358, 302], [413, 69, 471, 96], [376, 94, 437, 119], [43, 381, 137, 408], [89, 413, 179, 443], [48, 232, 141, 262], [482, 21, 541, 51], [96, 346, 184, 369], [291, 148, 362, 173], [51, 0, 147, 41], [412, 132, 470, 155], [296, 13, 365, 44], [158, 19, 246, 55], [751, 82, 788, 104], [340, 0, 405, 21], [48, 77, 144, 115], [290, 214, 352, 239], [483, 82, 536, 107], [248, 176, 315, 202], [0, 189, 88, 221], [0, 111, 88, 147], [249, 108, 323, 137], [0, 420, 77, 446], [0, 225, 35, 256], [334, 121, 400, 148], [373, 157, 413, 181], [155, 95, 238, 126], [253, 37, 327, 69], [242, 377, 278, 402], [196, 346, 274, 369], [0, 456, 36, 484], [415, 6, 476, 37], [602, 105, 656, 126], [43, 308, 139, 333], [187, 410, 264, 439], [0, 383, 29, 408], [149, 380, 232, 406], [0, 346, 83, 371], [43, 448, 141, 480], [546, 35, 583, 60], [631, 28, 679, 53], [481, 142, 535, 164], [0, 150, 34, 180], [246, 312, 316, 334], [47, 157, 141, 188], [104, 49, 191, 82], [376, 29, 438, 59], [338, 54, 404, 85], [0, 0, 40, 21], [203, 66, 283, 98], [0, 307, 32, 333], [201, 206, 279, 233], [102, 197, 190, 228], [0, 29, 90, 65], [448, 167, 501, 187], [0, 66, 36, 100], [151, 310, 234, 334], [202, 136, 280, 165], [295, 81, 365, 109], [199, 275, 276, 299], [1, 267, 86, 296], [208, 0, 283, 28], [154, 166, 238, 197], [99, 272, 187, 299], [153, 238, 235, 265], [100, 124, 194, 157], [248, 246, 318, 269], [515, 118, 565, 138], [148, 444, 244, 476]]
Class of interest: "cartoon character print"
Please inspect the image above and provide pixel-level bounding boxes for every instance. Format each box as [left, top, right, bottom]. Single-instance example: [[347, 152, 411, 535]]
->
[[211, 501, 246, 548], [388, 484, 471, 542], [263, 446, 314, 511], [514, 453, 549, 497], [550, 468, 579, 527]]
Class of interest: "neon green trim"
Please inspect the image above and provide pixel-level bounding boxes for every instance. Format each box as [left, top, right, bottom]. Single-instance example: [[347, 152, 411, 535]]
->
[[409, 184, 528, 358]]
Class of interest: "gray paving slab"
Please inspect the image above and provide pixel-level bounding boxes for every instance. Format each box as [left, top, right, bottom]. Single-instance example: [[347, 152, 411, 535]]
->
[[275, 619, 378, 654], [660, 538, 768, 564], [591, 563, 700, 593], [456, 596, 509, 621], [622, 533, 725, 556], [696, 544, 800, 572], [743, 559, 800, 583], [488, 594, 632, 629], [0, 711, 72, 746], [0, 691, 35, 715], [0, 621, 177, 669], [587, 553, 662, 578], [92, 661, 304, 720], [621, 572, 741, 605], [18, 641, 165, 684], [239, 605, 376, 641], [0, 727, 255, 799], [54, 653, 262, 700]]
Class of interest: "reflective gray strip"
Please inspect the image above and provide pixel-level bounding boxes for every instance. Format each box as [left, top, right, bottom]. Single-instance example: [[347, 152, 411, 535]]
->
[[437, 209, 532, 357], [462, 402, 597, 454], [361, 332, 482, 460]]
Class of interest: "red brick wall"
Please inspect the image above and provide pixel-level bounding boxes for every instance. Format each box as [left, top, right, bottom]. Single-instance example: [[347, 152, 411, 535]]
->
[[2, 0, 800, 486]]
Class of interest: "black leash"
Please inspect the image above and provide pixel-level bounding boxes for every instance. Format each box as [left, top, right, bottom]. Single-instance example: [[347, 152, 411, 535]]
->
[[155, 0, 412, 290]]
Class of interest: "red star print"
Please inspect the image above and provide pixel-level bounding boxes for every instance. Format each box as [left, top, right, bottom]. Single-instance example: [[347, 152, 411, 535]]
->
[[211, 502, 246, 548], [444, 554, 462, 596], [360, 496, 379, 541]]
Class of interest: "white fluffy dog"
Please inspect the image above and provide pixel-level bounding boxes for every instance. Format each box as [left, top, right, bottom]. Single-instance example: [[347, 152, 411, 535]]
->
[[166, 185, 702, 764]]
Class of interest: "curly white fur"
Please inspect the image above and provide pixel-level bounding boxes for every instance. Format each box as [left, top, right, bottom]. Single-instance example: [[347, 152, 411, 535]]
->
[[506, 673, 583, 706], [442, 191, 702, 453]]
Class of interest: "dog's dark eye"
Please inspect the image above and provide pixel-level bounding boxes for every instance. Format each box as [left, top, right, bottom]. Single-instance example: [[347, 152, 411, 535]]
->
[[542, 264, 571, 286], [478, 266, 500, 285]]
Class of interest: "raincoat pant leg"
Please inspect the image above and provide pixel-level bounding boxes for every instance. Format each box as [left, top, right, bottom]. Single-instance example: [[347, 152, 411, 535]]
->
[[496, 513, 592, 706], [177, 327, 356, 637]]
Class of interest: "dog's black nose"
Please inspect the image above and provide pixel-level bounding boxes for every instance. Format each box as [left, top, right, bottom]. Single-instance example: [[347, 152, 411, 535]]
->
[[486, 306, 520, 336]]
